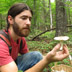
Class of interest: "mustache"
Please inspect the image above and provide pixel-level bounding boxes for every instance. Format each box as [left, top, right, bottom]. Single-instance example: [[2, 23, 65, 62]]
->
[[23, 27, 30, 30], [23, 25, 30, 29], [23, 26, 31, 31]]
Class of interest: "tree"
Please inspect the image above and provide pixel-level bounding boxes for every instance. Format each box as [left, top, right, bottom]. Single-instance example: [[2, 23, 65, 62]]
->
[[33, 0, 37, 27], [49, 0, 53, 31], [55, 0, 68, 36], [66, 0, 71, 24]]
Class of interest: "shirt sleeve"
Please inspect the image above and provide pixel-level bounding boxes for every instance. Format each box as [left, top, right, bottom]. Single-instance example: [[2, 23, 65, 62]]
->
[[19, 37, 29, 54], [0, 39, 13, 66]]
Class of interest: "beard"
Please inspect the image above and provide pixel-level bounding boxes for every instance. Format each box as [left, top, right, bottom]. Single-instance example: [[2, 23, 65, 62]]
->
[[13, 21, 30, 37]]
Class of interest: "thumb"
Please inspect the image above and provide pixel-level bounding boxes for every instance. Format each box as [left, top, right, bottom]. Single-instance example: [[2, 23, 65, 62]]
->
[[52, 43, 61, 52]]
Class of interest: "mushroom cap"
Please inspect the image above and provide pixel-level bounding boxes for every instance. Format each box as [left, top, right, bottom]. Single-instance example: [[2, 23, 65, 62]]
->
[[54, 36, 69, 41]]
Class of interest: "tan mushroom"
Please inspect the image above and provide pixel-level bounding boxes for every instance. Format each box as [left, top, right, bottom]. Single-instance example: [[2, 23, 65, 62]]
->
[[54, 36, 69, 50]]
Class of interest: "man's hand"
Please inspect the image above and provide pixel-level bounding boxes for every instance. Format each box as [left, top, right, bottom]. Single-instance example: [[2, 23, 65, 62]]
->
[[45, 44, 69, 63]]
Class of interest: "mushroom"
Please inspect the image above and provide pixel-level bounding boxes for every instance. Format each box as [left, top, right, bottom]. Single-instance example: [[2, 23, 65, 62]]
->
[[54, 36, 69, 50]]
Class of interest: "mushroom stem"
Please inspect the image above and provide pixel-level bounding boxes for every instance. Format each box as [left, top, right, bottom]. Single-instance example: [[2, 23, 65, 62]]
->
[[69, 55, 72, 65], [60, 41, 63, 50], [69, 55, 72, 60]]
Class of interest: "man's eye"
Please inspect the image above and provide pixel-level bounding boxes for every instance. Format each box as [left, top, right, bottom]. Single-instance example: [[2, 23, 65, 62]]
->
[[21, 17, 27, 20]]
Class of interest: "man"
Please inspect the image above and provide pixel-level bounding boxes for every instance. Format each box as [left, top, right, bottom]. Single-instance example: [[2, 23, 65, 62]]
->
[[0, 3, 69, 72]]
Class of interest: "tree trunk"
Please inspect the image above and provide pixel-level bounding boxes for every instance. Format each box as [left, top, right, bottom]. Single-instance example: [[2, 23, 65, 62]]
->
[[67, 0, 71, 24], [33, 0, 37, 28], [41, 0, 49, 30], [55, 0, 68, 36], [49, 0, 53, 30], [42, 0, 46, 23]]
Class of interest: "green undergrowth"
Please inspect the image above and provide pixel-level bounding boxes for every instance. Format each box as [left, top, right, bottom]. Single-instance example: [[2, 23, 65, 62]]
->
[[27, 40, 58, 53], [27, 31, 72, 55], [18, 70, 23, 72]]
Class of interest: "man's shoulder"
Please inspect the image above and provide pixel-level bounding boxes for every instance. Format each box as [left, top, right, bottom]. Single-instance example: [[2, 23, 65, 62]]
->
[[0, 38, 8, 46], [0, 30, 11, 45], [0, 38, 9, 52]]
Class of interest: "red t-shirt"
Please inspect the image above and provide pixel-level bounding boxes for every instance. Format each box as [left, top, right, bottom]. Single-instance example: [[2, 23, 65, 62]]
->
[[0, 30, 29, 66]]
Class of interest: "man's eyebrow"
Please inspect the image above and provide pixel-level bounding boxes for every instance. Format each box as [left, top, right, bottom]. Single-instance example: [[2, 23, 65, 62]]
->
[[20, 15, 32, 18]]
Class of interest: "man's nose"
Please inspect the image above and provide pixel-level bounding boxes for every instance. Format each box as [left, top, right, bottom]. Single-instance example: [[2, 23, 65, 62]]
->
[[26, 18, 31, 26]]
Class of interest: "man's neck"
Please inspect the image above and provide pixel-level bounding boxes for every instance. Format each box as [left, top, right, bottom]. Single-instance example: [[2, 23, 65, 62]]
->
[[8, 28, 20, 42]]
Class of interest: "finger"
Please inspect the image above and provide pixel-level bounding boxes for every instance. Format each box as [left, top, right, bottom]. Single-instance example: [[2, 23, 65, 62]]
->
[[60, 44, 69, 59], [58, 44, 69, 54], [52, 43, 61, 52], [63, 44, 69, 55]]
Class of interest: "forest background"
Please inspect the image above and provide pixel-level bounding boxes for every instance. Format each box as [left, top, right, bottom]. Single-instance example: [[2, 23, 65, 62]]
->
[[0, 0, 72, 72]]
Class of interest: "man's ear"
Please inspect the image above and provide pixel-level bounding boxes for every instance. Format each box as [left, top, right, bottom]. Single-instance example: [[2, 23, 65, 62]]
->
[[8, 15, 14, 25]]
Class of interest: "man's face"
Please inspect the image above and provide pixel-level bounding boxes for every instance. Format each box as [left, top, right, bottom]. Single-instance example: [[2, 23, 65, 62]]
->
[[12, 10, 32, 37]]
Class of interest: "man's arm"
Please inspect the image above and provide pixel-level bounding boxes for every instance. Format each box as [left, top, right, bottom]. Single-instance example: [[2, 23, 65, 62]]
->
[[25, 57, 49, 72], [25, 44, 69, 72], [0, 61, 18, 72]]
